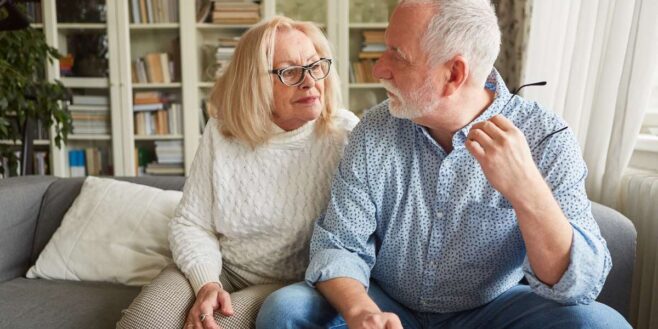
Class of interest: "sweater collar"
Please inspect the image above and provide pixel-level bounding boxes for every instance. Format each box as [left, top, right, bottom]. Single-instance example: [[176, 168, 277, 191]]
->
[[268, 119, 317, 146]]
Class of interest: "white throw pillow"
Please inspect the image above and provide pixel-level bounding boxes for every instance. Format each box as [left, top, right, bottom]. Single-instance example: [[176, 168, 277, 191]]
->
[[26, 176, 183, 286]]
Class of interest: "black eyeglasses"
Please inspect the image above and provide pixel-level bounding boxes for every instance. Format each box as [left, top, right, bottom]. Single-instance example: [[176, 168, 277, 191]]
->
[[269, 58, 332, 87], [502, 81, 568, 151]]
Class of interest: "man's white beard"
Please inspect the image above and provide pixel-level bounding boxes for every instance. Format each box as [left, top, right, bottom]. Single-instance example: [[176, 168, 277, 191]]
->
[[381, 80, 439, 119]]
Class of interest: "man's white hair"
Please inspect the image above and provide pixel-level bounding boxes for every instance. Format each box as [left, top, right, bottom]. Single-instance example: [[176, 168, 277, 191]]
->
[[399, 0, 501, 86]]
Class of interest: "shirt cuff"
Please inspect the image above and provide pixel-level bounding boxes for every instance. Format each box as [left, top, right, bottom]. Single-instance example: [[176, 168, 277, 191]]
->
[[523, 225, 610, 304], [187, 263, 222, 296], [305, 248, 372, 289]]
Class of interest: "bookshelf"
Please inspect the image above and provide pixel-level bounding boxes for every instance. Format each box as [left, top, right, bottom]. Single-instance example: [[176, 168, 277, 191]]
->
[[15, 0, 392, 179]]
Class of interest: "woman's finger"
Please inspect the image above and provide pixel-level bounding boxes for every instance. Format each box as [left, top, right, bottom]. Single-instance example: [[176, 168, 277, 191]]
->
[[216, 290, 234, 316], [199, 304, 219, 329]]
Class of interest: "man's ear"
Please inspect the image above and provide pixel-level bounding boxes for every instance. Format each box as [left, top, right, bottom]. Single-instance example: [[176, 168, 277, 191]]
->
[[441, 55, 468, 97]]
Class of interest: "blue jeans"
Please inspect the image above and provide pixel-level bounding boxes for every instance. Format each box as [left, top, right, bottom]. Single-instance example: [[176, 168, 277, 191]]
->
[[255, 281, 630, 329]]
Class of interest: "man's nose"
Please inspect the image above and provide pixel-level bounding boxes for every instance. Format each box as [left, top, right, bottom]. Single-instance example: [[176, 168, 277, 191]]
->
[[373, 55, 392, 81]]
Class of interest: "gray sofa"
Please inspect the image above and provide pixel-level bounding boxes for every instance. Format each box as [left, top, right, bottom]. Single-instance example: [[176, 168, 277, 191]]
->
[[0, 176, 637, 329]]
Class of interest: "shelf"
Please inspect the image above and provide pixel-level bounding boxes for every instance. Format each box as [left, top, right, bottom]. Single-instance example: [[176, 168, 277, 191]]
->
[[134, 135, 184, 141], [67, 134, 112, 141], [133, 83, 182, 89], [130, 23, 180, 30], [349, 22, 388, 29], [197, 23, 254, 30], [57, 23, 108, 30], [31, 23, 44, 29], [60, 77, 109, 89], [0, 139, 50, 145], [199, 82, 215, 88], [350, 83, 384, 89], [636, 134, 658, 153]]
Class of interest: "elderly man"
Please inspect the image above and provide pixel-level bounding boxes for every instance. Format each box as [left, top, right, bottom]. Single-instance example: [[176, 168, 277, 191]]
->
[[256, 0, 631, 328]]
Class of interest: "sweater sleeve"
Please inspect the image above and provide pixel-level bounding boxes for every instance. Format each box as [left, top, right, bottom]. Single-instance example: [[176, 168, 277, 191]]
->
[[169, 119, 222, 295]]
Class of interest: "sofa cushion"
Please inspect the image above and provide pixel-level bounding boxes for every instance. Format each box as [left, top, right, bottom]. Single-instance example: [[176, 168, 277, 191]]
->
[[0, 277, 140, 329], [27, 177, 183, 285]]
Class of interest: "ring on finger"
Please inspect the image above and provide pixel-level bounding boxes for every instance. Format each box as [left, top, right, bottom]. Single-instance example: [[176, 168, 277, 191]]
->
[[200, 313, 208, 322]]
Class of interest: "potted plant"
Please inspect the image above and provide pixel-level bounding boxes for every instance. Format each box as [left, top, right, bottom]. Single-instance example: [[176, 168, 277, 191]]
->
[[0, 15, 72, 177]]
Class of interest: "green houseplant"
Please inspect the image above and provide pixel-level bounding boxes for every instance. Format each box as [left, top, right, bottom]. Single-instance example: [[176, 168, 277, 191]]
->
[[0, 23, 72, 176]]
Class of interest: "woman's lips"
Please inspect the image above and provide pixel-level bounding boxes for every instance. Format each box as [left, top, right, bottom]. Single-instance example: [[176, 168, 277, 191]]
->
[[295, 96, 319, 104]]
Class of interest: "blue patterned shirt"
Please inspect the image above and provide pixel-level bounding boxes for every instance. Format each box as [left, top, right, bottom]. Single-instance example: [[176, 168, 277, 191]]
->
[[305, 69, 612, 313]]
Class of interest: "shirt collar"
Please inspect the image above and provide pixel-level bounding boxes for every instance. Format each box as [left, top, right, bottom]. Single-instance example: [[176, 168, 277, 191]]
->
[[453, 68, 512, 148]]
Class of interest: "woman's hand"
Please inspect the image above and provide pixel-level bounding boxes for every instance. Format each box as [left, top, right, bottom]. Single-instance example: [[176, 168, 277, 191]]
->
[[184, 282, 234, 329]]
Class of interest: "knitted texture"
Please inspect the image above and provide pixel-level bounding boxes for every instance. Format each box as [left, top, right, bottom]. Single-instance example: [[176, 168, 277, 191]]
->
[[169, 110, 359, 294]]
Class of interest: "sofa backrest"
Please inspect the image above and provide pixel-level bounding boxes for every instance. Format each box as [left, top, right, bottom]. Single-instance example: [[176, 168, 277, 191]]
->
[[29, 176, 187, 266], [0, 176, 58, 282]]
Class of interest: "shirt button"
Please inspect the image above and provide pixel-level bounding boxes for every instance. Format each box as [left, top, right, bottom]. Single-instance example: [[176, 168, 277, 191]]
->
[[436, 211, 444, 219]]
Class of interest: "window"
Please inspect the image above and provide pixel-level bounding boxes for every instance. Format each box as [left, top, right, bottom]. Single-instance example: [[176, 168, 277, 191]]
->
[[630, 81, 658, 171]]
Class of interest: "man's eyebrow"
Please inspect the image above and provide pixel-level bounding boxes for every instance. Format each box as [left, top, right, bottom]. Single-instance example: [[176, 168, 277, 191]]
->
[[390, 46, 410, 62]]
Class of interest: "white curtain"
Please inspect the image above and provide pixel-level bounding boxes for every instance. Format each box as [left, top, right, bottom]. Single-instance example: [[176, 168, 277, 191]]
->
[[521, 0, 658, 209]]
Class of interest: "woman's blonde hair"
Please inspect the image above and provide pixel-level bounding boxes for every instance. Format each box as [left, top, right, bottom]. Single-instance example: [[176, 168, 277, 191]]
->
[[208, 16, 342, 147]]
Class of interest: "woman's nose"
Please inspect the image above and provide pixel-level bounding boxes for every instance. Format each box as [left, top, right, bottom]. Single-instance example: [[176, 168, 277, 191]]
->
[[298, 70, 314, 89]]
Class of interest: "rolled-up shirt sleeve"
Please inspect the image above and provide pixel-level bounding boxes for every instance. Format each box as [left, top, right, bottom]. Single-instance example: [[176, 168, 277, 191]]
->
[[523, 125, 611, 304], [305, 123, 378, 289]]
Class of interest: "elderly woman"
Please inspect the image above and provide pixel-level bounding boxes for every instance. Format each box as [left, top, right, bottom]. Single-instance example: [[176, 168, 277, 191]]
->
[[117, 16, 358, 329]]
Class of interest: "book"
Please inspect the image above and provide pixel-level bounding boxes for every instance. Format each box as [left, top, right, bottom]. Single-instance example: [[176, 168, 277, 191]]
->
[[160, 53, 171, 83], [34, 152, 48, 175], [145, 53, 164, 83], [131, 0, 141, 23], [134, 103, 166, 112], [72, 95, 110, 106], [134, 91, 164, 104], [69, 150, 86, 177], [139, 0, 148, 23]]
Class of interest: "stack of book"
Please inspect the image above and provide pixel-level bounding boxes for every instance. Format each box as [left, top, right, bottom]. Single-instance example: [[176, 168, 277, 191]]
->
[[68, 148, 103, 177], [350, 30, 386, 83], [214, 36, 240, 77], [130, 0, 179, 24], [133, 92, 183, 136], [132, 52, 175, 84], [70, 95, 111, 136], [212, 1, 261, 25], [145, 140, 184, 175]]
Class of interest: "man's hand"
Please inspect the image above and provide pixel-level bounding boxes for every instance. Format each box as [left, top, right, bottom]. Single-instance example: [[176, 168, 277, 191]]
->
[[465, 114, 573, 285], [465, 114, 544, 202], [346, 311, 403, 329], [184, 282, 234, 329]]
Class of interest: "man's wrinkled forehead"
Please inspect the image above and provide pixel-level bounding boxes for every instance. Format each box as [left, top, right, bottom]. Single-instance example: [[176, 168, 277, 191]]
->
[[385, 3, 436, 61]]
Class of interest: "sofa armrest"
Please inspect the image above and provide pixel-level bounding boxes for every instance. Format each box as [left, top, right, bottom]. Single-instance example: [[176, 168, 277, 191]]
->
[[592, 202, 637, 319], [0, 176, 57, 282]]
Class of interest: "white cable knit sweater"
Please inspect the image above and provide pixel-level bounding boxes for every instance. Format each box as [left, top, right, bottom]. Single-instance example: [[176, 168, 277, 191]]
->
[[169, 109, 359, 294]]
